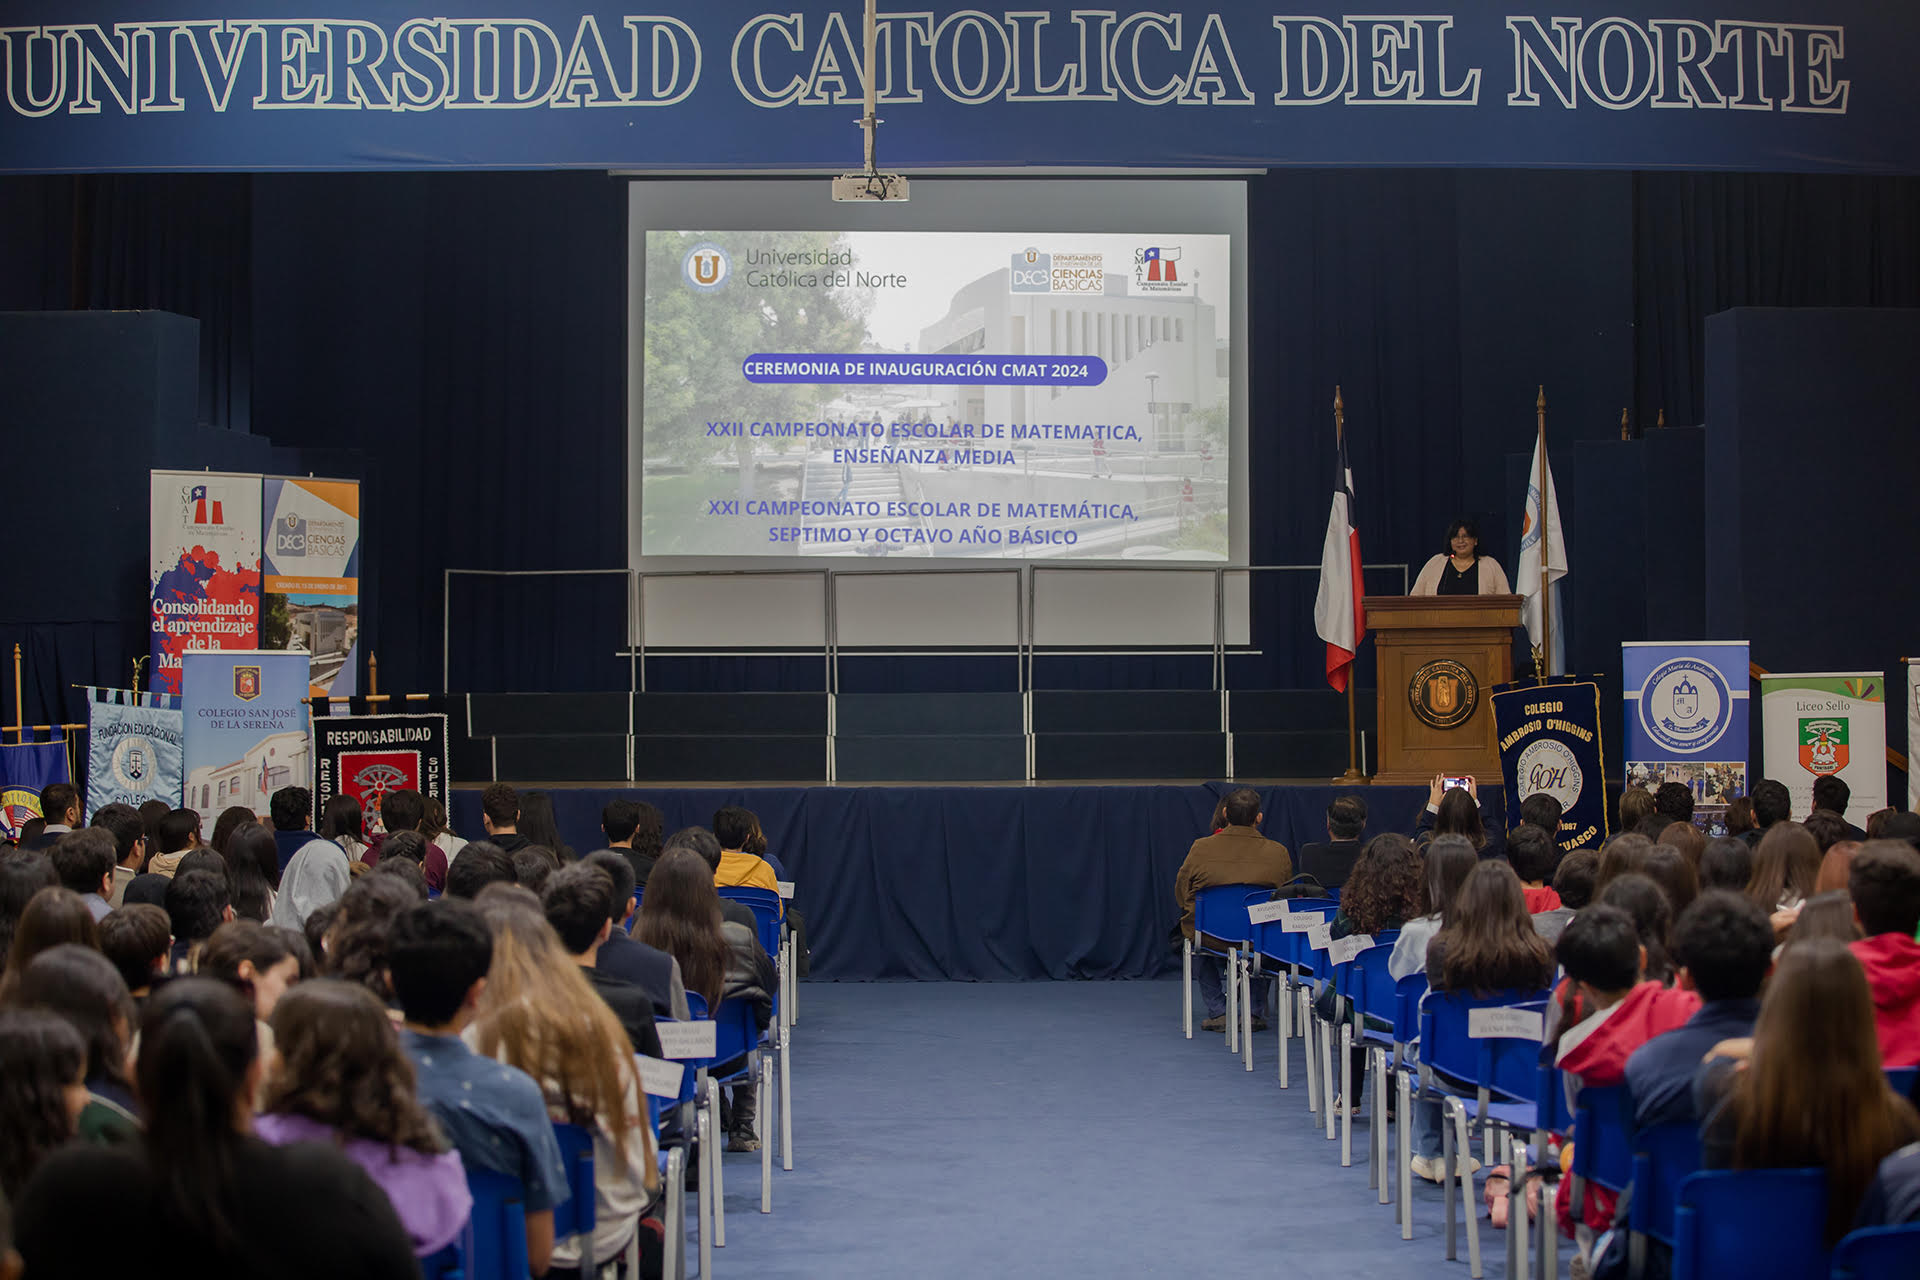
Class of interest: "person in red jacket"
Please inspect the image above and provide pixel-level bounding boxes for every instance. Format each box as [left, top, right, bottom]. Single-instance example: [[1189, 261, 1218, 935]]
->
[[1550, 905, 1701, 1255], [1848, 840, 1920, 1068]]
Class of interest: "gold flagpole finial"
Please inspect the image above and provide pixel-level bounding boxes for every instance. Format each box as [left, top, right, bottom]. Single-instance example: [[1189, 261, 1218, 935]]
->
[[1620, 407, 1630, 441], [1333, 385, 1344, 438]]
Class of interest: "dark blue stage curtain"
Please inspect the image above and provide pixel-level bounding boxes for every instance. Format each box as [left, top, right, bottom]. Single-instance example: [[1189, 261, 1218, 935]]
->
[[452, 783, 1433, 981]]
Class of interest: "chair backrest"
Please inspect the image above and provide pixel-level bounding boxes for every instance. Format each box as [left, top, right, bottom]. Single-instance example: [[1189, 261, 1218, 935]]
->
[[1886, 1066, 1918, 1099], [1419, 988, 1551, 1096], [1629, 1121, 1703, 1247], [1392, 974, 1430, 1046], [1334, 929, 1400, 1001], [673, 994, 758, 1076], [462, 1167, 531, 1280], [1348, 938, 1406, 1027], [1571, 1083, 1634, 1193], [1672, 1168, 1829, 1280], [1194, 884, 1270, 950], [419, 1242, 464, 1280], [1536, 1063, 1573, 1136], [1832, 1222, 1920, 1279], [719, 886, 782, 956], [550, 1122, 598, 1240], [1253, 898, 1338, 970]]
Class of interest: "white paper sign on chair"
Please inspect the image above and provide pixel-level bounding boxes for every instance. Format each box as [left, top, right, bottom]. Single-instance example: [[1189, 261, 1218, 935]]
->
[[1246, 900, 1291, 925], [656, 1020, 719, 1060], [1468, 1007, 1546, 1040], [776, 880, 795, 899], [1327, 934, 1374, 965], [635, 1054, 687, 1098], [1307, 923, 1334, 950], [1281, 912, 1326, 933]]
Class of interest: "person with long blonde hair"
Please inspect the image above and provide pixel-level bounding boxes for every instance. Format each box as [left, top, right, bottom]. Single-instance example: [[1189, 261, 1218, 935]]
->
[[468, 886, 660, 1279]]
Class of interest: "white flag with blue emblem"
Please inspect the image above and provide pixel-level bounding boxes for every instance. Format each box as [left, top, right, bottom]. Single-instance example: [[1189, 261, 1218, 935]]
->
[[1517, 432, 1567, 674]]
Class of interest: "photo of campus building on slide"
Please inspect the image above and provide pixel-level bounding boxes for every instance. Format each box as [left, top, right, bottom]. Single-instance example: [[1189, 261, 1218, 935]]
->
[[641, 230, 1231, 560]]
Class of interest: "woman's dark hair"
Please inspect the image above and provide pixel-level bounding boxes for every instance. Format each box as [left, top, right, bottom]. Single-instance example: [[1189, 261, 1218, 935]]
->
[[0, 1007, 86, 1198], [209, 806, 255, 856], [1700, 836, 1755, 893], [320, 794, 365, 846], [3, 886, 98, 981], [1620, 787, 1657, 831], [271, 926, 319, 980], [1341, 833, 1425, 935], [11, 944, 135, 1090], [302, 900, 340, 966], [1598, 872, 1674, 983], [322, 875, 416, 1002], [378, 831, 429, 866], [419, 795, 450, 841], [1785, 890, 1863, 948], [1431, 861, 1553, 996], [0, 854, 59, 975], [136, 978, 260, 1254], [262, 979, 446, 1156], [198, 921, 299, 1009], [221, 822, 280, 921], [633, 848, 731, 1008], [138, 800, 172, 866], [629, 801, 664, 866], [1426, 835, 1480, 926], [1444, 516, 1479, 551], [518, 792, 573, 862], [1724, 796, 1757, 837], [1748, 822, 1821, 910], [1431, 788, 1486, 850], [1595, 832, 1654, 893], [372, 855, 429, 900], [1641, 846, 1700, 931], [1659, 820, 1707, 869]]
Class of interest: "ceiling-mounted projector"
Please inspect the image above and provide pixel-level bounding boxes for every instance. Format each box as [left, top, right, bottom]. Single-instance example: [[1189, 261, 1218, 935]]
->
[[832, 172, 910, 202], [831, 1, 908, 203]]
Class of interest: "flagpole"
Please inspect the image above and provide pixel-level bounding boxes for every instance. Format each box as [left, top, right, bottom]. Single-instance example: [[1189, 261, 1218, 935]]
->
[[1537, 386, 1551, 681], [11, 643, 20, 738], [1335, 385, 1364, 783]]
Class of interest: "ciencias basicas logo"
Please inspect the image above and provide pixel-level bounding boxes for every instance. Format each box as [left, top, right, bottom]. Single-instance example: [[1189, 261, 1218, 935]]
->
[[1010, 247, 1052, 293], [683, 242, 731, 292], [276, 512, 308, 556]]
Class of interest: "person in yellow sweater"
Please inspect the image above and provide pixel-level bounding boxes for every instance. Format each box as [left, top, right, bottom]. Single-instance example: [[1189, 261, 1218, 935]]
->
[[711, 807, 782, 915]]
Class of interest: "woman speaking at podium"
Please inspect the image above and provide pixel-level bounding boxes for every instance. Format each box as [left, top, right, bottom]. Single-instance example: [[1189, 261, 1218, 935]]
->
[[1411, 517, 1512, 595]]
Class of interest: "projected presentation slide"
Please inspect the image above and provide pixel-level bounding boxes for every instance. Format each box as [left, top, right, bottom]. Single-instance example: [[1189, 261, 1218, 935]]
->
[[641, 230, 1231, 561]]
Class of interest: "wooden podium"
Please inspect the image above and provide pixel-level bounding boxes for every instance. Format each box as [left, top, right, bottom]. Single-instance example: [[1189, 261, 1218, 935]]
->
[[1366, 594, 1521, 786]]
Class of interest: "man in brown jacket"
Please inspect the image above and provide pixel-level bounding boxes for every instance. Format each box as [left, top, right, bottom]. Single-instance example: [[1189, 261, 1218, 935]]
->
[[1175, 787, 1293, 1031]]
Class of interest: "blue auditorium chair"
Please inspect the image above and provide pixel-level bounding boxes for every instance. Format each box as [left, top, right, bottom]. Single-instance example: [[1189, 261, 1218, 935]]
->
[[1251, 895, 1337, 1096], [461, 1167, 531, 1280], [1831, 1222, 1920, 1278], [1187, 883, 1268, 1063], [719, 884, 794, 1171], [1672, 1168, 1828, 1280]]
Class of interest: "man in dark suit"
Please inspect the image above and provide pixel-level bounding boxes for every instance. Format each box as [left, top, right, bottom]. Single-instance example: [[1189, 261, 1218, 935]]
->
[[1299, 794, 1366, 889], [1175, 787, 1293, 1032], [1812, 775, 1869, 843], [585, 850, 688, 1020], [23, 782, 81, 851]]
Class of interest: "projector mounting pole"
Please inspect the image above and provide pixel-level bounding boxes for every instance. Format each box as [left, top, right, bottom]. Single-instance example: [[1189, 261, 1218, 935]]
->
[[859, 0, 878, 176], [833, 0, 908, 200]]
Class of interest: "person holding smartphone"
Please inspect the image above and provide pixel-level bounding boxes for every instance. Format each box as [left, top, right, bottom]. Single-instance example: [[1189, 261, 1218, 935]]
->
[[1414, 774, 1507, 862]]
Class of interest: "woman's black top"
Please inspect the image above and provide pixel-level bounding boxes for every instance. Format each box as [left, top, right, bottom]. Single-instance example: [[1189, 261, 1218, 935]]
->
[[1437, 558, 1479, 595]]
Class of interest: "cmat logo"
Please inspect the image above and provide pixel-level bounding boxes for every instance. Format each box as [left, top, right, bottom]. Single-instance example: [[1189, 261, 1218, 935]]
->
[[179, 483, 228, 526], [682, 242, 731, 292], [1010, 247, 1052, 294]]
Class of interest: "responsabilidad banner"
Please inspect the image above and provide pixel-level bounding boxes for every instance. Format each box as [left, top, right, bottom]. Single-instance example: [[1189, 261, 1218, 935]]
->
[[312, 714, 450, 836]]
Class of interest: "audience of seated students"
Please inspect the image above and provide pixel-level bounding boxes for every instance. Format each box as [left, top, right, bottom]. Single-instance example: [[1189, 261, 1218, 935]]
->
[[479, 783, 530, 855], [1552, 904, 1703, 1256], [208, 805, 253, 858], [1535, 850, 1598, 943], [1299, 795, 1368, 890], [1784, 890, 1863, 947], [1846, 840, 1920, 1068], [1599, 872, 1677, 983], [591, 799, 660, 889], [420, 795, 468, 892], [542, 862, 664, 1057], [373, 853, 430, 899], [164, 869, 232, 972], [48, 830, 116, 922], [0, 1008, 88, 1198], [198, 921, 302, 1024], [91, 803, 147, 908], [713, 805, 783, 904], [390, 901, 568, 1274], [1641, 844, 1699, 925], [320, 795, 370, 867], [741, 810, 789, 880], [270, 801, 351, 932], [365, 788, 425, 865], [471, 887, 662, 1279], [636, 848, 776, 1152], [6, 944, 141, 1142], [98, 903, 170, 1004], [268, 786, 326, 872], [1633, 813, 1671, 841], [1694, 938, 1920, 1245], [14, 820, 45, 852], [18, 976, 419, 1278], [1619, 787, 1656, 834], [1390, 834, 1478, 980], [1699, 835, 1754, 894], [1811, 774, 1868, 842], [137, 799, 170, 857], [1652, 781, 1694, 829], [0, 855, 58, 974], [257, 980, 472, 1257], [663, 827, 759, 933], [444, 841, 516, 899], [519, 792, 575, 864], [324, 875, 418, 1006], [1743, 778, 1792, 848], [219, 822, 280, 922], [1414, 775, 1507, 862], [3, 887, 98, 983], [376, 830, 429, 869], [1723, 795, 1756, 842], [147, 808, 201, 878], [1508, 824, 1561, 914], [20, 784, 80, 852], [1747, 821, 1820, 914], [586, 849, 689, 1020], [511, 845, 561, 894], [1593, 833, 1654, 895], [1330, 833, 1423, 939], [1658, 820, 1705, 872], [1800, 809, 1847, 857], [1172, 787, 1294, 1033], [1816, 839, 1862, 895], [1520, 791, 1564, 843]]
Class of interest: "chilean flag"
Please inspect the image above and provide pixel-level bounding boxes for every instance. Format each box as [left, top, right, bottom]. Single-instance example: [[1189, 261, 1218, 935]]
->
[[1312, 431, 1366, 692]]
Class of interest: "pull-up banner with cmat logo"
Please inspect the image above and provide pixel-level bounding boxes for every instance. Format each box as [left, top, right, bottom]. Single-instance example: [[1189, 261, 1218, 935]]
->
[[312, 713, 451, 837], [1492, 679, 1608, 849], [0, 5, 1912, 174], [1622, 640, 1748, 827]]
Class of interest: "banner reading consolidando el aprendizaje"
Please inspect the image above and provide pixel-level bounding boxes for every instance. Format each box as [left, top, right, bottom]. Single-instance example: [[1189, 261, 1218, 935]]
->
[[641, 230, 1230, 562]]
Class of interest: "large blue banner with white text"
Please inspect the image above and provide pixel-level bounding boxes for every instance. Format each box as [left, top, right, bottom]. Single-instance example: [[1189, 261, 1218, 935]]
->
[[0, 5, 1914, 175]]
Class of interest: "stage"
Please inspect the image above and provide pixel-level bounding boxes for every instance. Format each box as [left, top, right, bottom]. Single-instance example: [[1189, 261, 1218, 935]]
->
[[449, 781, 1442, 982]]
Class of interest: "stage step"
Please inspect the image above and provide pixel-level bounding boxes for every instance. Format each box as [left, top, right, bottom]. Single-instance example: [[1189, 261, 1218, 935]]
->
[[1231, 730, 1371, 779], [470, 692, 626, 736], [1035, 731, 1226, 780], [835, 733, 1027, 782], [1231, 688, 1377, 736], [1032, 689, 1221, 733], [634, 692, 828, 736], [633, 734, 827, 783], [492, 733, 627, 783], [835, 692, 1023, 736]]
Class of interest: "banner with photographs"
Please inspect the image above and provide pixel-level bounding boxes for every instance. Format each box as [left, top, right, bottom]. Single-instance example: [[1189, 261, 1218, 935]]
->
[[1492, 679, 1609, 849], [1760, 672, 1887, 819], [85, 688, 184, 815], [1622, 641, 1749, 830], [262, 476, 361, 697], [312, 715, 450, 837], [180, 651, 311, 836]]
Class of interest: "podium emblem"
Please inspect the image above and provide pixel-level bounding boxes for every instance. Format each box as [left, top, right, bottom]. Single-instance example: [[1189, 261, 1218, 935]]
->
[[1409, 659, 1479, 730]]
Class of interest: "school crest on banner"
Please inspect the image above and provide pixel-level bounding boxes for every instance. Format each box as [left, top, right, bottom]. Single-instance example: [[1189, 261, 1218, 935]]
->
[[1492, 679, 1609, 848], [1760, 672, 1885, 817], [312, 715, 450, 836], [0, 738, 72, 841], [85, 689, 184, 814]]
